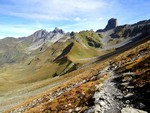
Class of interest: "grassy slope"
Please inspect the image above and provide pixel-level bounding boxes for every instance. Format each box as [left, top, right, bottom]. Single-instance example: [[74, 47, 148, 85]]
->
[[74, 30, 103, 48], [67, 41, 100, 63], [0, 37, 29, 65]]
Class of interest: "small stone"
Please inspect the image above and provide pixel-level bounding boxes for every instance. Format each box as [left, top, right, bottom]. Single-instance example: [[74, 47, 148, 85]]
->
[[82, 80, 86, 83], [139, 102, 146, 109], [75, 107, 81, 112], [96, 84, 103, 89], [68, 103, 71, 106], [85, 108, 94, 113], [95, 104, 101, 112], [120, 82, 129, 86], [93, 93, 101, 99], [125, 100, 130, 104], [122, 79, 127, 82], [69, 109, 73, 113], [95, 98, 99, 104], [127, 86, 134, 89], [124, 93, 134, 98], [127, 77, 132, 81], [116, 95, 123, 99], [99, 101, 106, 107], [65, 105, 67, 107]]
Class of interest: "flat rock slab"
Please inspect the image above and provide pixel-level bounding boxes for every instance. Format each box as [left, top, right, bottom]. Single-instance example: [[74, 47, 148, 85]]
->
[[121, 107, 148, 113]]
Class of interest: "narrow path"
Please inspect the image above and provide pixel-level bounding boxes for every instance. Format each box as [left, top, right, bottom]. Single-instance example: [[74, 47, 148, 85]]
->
[[85, 66, 123, 113], [93, 68, 123, 113]]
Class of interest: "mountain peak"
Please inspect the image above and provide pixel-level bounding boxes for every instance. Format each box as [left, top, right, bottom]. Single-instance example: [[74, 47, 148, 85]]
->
[[33, 29, 48, 39], [104, 18, 118, 30], [96, 18, 118, 32], [53, 27, 64, 34]]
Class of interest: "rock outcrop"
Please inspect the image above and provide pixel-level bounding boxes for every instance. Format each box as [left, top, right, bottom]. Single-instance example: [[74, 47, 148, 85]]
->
[[104, 18, 118, 30], [96, 18, 118, 32]]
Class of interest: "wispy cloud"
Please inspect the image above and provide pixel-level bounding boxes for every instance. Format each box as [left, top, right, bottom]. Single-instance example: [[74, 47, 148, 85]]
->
[[0, 25, 35, 38], [74, 17, 88, 22], [74, 17, 81, 22], [97, 17, 104, 21], [0, 0, 107, 21]]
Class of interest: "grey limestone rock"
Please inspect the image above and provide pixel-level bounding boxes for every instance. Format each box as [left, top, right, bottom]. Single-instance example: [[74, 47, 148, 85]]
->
[[121, 107, 148, 113]]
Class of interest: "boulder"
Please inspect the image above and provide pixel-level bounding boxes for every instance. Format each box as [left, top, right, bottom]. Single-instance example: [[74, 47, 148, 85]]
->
[[124, 93, 134, 98]]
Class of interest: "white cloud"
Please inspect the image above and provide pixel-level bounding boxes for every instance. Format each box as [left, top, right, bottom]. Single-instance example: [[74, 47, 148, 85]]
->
[[83, 18, 88, 21], [74, 17, 81, 21], [74, 17, 88, 22], [0, 0, 107, 20], [0, 25, 35, 38], [97, 17, 104, 21]]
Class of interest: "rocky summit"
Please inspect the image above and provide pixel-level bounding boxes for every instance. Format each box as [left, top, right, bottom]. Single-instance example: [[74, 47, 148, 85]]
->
[[32, 28, 65, 42], [33, 29, 48, 41], [52, 27, 65, 34], [96, 18, 118, 32], [0, 18, 150, 113], [105, 18, 118, 30]]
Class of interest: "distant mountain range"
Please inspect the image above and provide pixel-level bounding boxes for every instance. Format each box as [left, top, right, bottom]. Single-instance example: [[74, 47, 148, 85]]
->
[[0, 18, 149, 80], [0, 18, 149, 66]]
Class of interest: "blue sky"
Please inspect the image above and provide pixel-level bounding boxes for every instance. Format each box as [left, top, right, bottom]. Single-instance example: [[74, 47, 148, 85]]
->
[[0, 0, 149, 38]]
